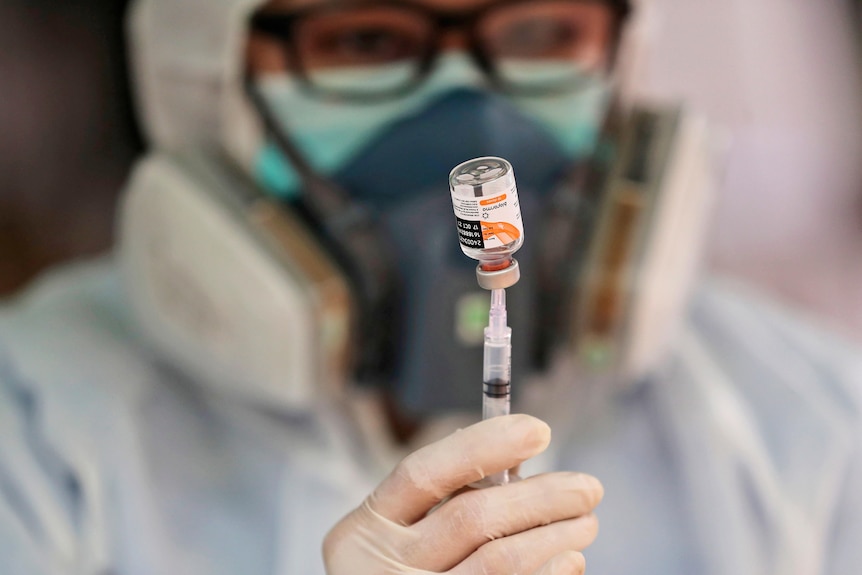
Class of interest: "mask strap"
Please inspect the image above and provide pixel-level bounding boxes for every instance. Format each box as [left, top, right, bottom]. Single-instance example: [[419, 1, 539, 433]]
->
[[532, 99, 624, 368], [245, 78, 402, 385]]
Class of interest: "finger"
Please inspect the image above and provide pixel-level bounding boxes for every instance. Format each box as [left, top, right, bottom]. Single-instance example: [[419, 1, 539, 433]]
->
[[368, 414, 551, 525], [450, 514, 599, 575], [409, 472, 603, 571], [534, 551, 586, 575]]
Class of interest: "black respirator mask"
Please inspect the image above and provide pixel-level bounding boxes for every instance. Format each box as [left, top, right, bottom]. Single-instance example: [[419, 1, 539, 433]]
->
[[277, 89, 581, 416]]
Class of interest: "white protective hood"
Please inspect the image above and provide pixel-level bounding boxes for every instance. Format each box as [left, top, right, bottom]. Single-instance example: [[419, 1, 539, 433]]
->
[[129, 0, 269, 168], [122, 0, 357, 413]]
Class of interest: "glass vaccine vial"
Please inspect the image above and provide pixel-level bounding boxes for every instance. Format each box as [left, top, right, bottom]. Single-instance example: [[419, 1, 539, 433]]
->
[[449, 157, 524, 289]]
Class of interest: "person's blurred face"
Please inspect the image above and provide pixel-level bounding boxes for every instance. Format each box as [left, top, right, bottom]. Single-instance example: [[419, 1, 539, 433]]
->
[[246, 0, 620, 99]]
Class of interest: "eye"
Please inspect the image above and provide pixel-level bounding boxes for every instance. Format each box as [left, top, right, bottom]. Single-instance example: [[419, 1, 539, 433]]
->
[[297, 7, 432, 72], [503, 18, 582, 57], [314, 26, 419, 64], [480, 0, 614, 66]]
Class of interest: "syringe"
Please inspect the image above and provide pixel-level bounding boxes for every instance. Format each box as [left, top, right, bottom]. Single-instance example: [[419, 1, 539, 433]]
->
[[482, 288, 513, 486], [449, 157, 524, 488]]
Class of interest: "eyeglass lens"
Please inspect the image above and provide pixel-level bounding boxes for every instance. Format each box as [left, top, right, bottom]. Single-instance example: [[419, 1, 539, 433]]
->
[[480, 1, 614, 90], [296, 6, 434, 95]]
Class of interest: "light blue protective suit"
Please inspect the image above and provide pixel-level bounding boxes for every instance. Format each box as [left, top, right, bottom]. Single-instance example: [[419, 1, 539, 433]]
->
[[1, 259, 860, 575], [2, 0, 862, 572]]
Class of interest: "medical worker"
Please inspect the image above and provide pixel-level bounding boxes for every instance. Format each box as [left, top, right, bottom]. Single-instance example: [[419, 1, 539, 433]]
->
[[2, 0, 861, 574]]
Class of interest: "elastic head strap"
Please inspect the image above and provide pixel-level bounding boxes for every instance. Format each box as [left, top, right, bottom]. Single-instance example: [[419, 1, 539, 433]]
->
[[245, 78, 402, 384]]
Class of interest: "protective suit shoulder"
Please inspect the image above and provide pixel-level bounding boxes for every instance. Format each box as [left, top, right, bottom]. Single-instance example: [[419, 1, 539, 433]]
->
[[0, 257, 167, 574], [692, 276, 862, 419], [0, 258, 374, 575], [645, 277, 862, 573], [691, 276, 862, 563]]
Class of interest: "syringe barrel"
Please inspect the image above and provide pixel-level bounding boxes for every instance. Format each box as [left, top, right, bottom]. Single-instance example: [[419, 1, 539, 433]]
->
[[483, 326, 512, 390], [480, 386, 512, 487], [483, 395, 510, 420]]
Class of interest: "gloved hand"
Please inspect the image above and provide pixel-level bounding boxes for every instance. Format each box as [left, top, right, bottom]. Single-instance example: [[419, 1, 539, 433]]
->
[[323, 414, 603, 574]]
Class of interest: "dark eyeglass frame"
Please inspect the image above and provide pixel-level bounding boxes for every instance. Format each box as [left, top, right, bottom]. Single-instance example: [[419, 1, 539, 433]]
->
[[250, 0, 632, 102]]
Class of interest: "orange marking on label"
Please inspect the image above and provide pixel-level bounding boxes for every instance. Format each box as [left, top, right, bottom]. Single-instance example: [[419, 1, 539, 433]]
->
[[479, 194, 507, 206], [481, 221, 522, 242]]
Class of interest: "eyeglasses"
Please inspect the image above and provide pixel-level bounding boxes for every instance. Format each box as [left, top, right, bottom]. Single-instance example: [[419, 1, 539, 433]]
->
[[250, 0, 630, 102]]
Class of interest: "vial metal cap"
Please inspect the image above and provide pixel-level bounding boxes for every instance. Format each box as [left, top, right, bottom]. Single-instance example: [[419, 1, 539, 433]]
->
[[449, 157, 516, 197], [476, 259, 521, 290]]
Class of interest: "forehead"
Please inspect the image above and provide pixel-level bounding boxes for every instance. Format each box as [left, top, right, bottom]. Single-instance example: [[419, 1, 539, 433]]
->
[[262, 0, 499, 11]]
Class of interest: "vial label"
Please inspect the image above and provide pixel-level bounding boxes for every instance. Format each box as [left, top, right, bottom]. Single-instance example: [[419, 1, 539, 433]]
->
[[451, 183, 524, 250]]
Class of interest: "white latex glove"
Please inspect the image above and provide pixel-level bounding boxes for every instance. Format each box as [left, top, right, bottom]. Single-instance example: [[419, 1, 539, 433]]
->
[[324, 414, 603, 575]]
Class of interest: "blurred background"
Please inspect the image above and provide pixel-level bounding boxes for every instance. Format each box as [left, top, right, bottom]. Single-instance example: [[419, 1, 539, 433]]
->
[[640, 0, 862, 341], [0, 0, 140, 295], [1, 0, 861, 340]]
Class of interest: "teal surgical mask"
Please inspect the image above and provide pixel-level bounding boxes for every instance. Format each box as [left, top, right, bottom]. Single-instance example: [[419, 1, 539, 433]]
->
[[253, 54, 610, 198]]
